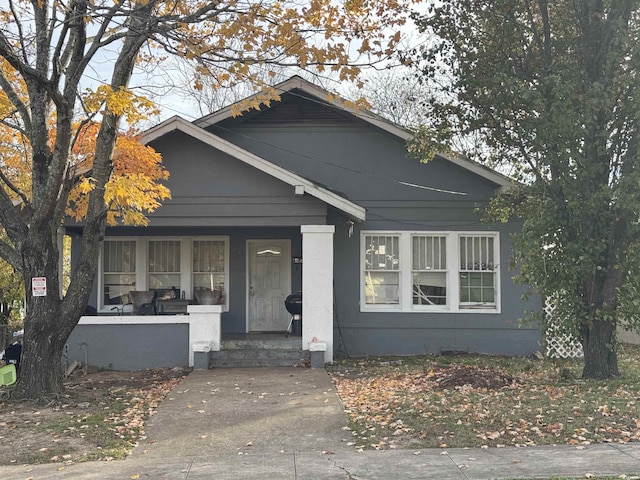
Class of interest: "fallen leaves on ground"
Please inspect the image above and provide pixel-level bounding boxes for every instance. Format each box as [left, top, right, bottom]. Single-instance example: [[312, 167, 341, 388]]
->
[[0, 368, 186, 465], [329, 346, 640, 451]]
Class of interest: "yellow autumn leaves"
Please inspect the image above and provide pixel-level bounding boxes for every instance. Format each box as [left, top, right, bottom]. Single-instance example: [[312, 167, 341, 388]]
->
[[83, 85, 159, 124], [65, 122, 170, 226]]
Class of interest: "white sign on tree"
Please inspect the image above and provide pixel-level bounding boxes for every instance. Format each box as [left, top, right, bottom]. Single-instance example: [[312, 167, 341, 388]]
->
[[32, 277, 47, 297]]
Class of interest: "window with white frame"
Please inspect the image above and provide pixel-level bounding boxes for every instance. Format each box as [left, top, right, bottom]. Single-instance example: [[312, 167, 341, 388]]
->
[[412, 235, 447, 306], [103, 240, 137, 306], [148, 240, 181, 296], [364, 234, 400, 306], [99, 236, 229, 310], [361, 231, 499, 312], [459, 235, 496, 308], [192, 239, 226, 303]]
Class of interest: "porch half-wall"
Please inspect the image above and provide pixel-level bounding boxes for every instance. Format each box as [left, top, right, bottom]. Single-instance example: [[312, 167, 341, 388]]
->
[[67, 322, 188, 371]]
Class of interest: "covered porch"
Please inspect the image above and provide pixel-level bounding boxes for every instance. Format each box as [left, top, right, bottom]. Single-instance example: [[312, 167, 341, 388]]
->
[[68, 225, 336, 370]]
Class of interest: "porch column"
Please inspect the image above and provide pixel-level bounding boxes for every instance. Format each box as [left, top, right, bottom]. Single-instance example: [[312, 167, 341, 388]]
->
[[187, 305, 222, 369], [301, 225, 335, 364]]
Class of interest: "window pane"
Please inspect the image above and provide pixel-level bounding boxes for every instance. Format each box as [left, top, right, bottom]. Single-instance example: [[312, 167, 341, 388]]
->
[[149, 240, 181, 291], [193, 273, 225, 290], [104, 240, 136, 273], [149, 240, 181, 272], [103, 240, 136, 305], [459, 272, 495, 306], [193, 240, 225, 273], [412, 236, 446, 270], [193, 240, 226, 304], [460, 236, 494, 271], [459, 235, 496, 307], [413, 272, 447, 305], [412, 236, 447, 306], [149, 273, 181, 290], [365, 271, 399, 304], [364, 235, 399, 271]]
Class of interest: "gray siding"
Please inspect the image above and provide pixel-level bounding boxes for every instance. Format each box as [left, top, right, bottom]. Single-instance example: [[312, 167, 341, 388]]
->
[[147, 132, 327, 226], [211, 100, 542, 357], [68, 90, 542, 363], [209, 125, 497, 203], [66, 324, 189, 370], [331, 216, 540, 357]]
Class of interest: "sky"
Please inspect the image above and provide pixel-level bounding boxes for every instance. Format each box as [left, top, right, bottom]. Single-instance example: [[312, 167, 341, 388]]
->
[[77, 3, 430, 127]]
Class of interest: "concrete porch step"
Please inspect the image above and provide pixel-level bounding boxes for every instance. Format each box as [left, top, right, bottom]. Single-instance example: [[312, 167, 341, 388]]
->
[[210, 349, 309, 368], [210, 334, 307, 368], [221, 336, 302, 350]]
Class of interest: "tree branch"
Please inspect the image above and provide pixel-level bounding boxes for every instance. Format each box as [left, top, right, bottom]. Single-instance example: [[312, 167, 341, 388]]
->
[[0, 238, 21, 272], [0, 68, 32, 134]]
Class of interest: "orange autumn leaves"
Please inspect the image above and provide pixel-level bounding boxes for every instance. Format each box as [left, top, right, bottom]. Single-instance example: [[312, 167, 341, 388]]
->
[[0, 62, 169, 226], [66, 122, 170, 226], [65, 84, 170, 226]]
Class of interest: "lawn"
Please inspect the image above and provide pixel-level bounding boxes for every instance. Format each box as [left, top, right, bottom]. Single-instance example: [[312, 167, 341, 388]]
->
[[328, 344, 640, 452], [0, 368, 185, 465]]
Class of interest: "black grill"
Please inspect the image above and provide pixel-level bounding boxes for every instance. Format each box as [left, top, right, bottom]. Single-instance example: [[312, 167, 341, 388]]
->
[[284, 292, 302, 315]]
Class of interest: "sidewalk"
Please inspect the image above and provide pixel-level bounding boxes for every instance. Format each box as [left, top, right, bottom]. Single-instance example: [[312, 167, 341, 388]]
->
[[0, 367, 639, 479]]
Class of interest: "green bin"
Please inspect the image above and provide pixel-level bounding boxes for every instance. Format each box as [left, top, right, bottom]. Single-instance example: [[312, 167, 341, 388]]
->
[[0, 364, 17, 386]]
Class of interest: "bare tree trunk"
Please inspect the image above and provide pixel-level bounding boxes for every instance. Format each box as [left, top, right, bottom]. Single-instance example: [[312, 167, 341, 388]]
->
[[581, 318, 618, 379], [580, 267, 622, 379], [18, 236, 99, 397], [16, 221, 90, 397], [20, 302, 66, 397]]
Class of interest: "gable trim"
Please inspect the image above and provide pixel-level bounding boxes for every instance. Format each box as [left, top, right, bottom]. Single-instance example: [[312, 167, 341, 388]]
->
[[143, 116, 366, 222]]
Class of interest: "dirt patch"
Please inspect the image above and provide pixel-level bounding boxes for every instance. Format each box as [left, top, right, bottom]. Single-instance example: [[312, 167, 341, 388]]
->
[[0, 368, 186, 465], [432, 364, 520, 390]]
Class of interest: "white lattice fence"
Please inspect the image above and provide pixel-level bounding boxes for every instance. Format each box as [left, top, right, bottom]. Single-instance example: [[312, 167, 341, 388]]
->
[[544, 296, 584, 359]]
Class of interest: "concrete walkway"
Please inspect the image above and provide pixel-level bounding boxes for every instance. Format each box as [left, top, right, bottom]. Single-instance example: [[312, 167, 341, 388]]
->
[[1, 367, 640, 479]]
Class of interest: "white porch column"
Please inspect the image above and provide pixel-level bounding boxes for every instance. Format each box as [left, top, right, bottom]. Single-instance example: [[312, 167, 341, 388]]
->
[[187, 305, 222, 368], [301, 225, 335, 364]]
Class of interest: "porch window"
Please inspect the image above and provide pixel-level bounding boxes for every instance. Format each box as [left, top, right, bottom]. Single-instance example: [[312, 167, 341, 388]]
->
[[364, 235, 400, 306], [192, 239, 226, 304], [103, 240, 136, 305], [148, 240, 181, 297], [361, 231, 500, 313], [412, 235, 447, 306]]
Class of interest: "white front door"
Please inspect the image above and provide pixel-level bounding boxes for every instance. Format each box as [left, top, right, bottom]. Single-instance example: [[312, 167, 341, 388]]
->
[[247, 239, 291, 332]]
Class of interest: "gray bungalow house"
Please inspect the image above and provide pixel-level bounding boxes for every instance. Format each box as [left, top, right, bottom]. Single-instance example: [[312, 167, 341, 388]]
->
[[65, 76, 541, 371]]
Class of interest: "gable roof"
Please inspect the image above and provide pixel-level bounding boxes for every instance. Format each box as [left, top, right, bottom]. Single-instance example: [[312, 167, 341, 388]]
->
[[194, 76, 513, 190], [142, 116, 367, 222]]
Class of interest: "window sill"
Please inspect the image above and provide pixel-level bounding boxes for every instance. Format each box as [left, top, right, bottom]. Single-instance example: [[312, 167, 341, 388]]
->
[[360, 307, 500, 314]]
